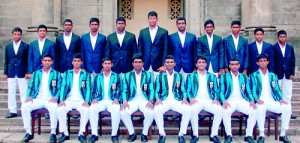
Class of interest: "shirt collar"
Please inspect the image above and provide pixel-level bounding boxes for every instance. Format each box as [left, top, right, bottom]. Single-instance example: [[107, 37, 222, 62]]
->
[[197, 70, 206, 76], [135, 70, 142, 76], [278, 42, 286, 48], [256, 41, 263, 46], [149, 25, 158, 31], [64, 32, 72, 37], [73, 69, 81, 74], [177, 31, 186, 36], [166, 70, 174, 76], [13, 40, 21, 46], [230, 71, 239, 77], [206, 33, 213, 38], [90, 32, 98, 37], [231, 34, 239, 39], [38, 38, 45, 43], [116, 30, 126, 35], [103, 71, 112, 77], [259, 69, 269, 76], [42, 68, 52, 74]]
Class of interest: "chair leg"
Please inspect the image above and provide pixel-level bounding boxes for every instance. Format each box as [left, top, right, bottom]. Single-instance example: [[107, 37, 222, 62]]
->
[[239, 117, 243, 136], [267, 116, 271, 136], [99, 117, 102, 136], [67, 115, 71, 135], [253, 124, 257, 140], [275, 115, 278, 140], [38, 114, 41, 135], [31, 113, 35, 139], [209, 116, 212, 137]]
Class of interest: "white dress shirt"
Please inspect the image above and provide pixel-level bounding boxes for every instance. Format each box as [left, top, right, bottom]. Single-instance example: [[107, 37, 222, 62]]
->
[[149, 26, 158, 43], [232, 34, 239, 50], [227, 72, 244, 101], [63, 32, 72, 50], [13, 40, 21, 55], [68, 70, 84, 102], [90, 32, 98, 50], [178, 31, 186, 47], [206, 33, 214, 53], [38, 38, 45, 55], [132, 71, 147, 101], [256, 41, 263, 54], [279, 42, 286, 57], [165, 71, 174, 101], [117, 31, 126, 47], [103, 72, 111, 100], [36, 69, 52, 100], [196, 71, 211, 101], [259, 70, 274, 101]]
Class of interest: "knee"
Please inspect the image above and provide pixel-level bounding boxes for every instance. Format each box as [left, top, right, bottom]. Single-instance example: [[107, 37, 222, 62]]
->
[[89, 104, 98, 113], [256, 105, 266, 112]]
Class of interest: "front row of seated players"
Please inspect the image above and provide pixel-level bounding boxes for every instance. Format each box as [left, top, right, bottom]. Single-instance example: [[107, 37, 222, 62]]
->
[[20, 53, 292, 143]]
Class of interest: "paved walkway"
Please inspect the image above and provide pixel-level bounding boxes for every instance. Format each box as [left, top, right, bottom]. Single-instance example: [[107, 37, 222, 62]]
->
[[0, 133, 299, 143]]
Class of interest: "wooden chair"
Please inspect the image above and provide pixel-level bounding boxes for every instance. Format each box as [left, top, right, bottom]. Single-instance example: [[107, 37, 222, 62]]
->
[[67, 109, 89, 138], [98, 110, 120, 136], [31, 108, 58, 138], [266, 111, 280, 140]]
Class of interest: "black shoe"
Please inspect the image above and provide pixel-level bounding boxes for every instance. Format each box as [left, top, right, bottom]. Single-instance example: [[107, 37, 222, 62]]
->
[[279, 136, 292, 143], [190, 135, 198, 143], [128, 132, 137, 142], [78, 135, 86, 143], [57, 134, 70, 143], [224, 135, 232, 143], [49, 134, 57, 143], [210, 136, 220, 143], [44, 113, 50, 119], [291, 114, 297, 119], [88, 135, 98, 143], [21, 133, 33, 142], [111, 135, 119, 143], [178, 135, 186, 143], [244, 136, 254, 143], [158, 135, 166, 143], [5, 113, 17, 118], [257, 136, 265, 143], [141, 134, 148, 142], [71, 114, 79, 119]]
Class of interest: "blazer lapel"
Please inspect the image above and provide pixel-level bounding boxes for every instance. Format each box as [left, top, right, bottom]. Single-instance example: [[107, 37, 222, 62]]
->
[[94, 33, 101, 50], [36, 70, 42, 91], [48, 69, 54, 88], [68, 34, 76, 50], [108, 74, 115, 98], [153, 27, 163, 45], [203, 35, 210, 52], [228, 74, 233, 97], [193, 72, 199, 93], [237, 37, 243, 52], [121, 32, 130, 48], [68, 70, 73, 90], [175, 33, 183, 47], [98, 74, 104, 97], [42, 39, 49, 55], [112, 32, 121, 48], [211, 35, 217, 53], [229, 37, 236, 52], [130, 71, 136, 92], [16, 42, 23, 56]]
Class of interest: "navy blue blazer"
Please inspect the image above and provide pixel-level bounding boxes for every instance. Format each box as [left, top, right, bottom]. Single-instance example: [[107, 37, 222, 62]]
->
[[138, 26, 168, 71], [4, 41, 29, 78], [28, 39, 55, 73], [248, 41, 274, 75], [198, 34, 224, 73], [105, 31, 137, 74], [223, 35, 249, 72], [272, 42, 295, 79], [169, 32, 197, 73], [55, 33, 81, 73], [80, 32, 106, 73]]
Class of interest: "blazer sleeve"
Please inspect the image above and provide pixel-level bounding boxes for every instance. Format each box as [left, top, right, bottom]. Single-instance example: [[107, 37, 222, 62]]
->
[[85, 73, 92, 103], [148, 73, 155, 101], [212, 75, 219, 101], [27, 72, 36, 98], [3, 46, 8, 75], [267, 47, 275, 73], [121, 74, 129, 101], [273, 74, 283, 100], [116, 74, 123, 102], [290, 46, 296, 76], [59, 72, 68, 101], [132, 35, 138, 54], [28, 44, 34, 73], [104, 37, 112, 59], [180, 74, 187, 99], [223, 39, 229, 69], [197, 38, 202, 56], [55, 73, 62, 100], [192, 36, 198, 70], [249, 74, 258, 101], [55, 38, 60, 71], [186, 74, 193, 100], [245, 75, 254, 101], [154, 75, 161, 100], [219, 74, 226, 102], [243, 39, 249, 70], [91, 75, 99, 101], [137, 31, 143, 54], [162, 31, 169, 65], [218, 38, 225, 69], [80, 38, 86, 69]]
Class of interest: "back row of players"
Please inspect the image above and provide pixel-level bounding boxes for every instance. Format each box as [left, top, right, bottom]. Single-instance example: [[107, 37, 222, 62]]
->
[[3, 11, 295, 143]]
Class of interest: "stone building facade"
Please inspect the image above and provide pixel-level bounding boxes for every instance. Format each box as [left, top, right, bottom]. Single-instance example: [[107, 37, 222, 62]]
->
[[0, 0, 299, 70]]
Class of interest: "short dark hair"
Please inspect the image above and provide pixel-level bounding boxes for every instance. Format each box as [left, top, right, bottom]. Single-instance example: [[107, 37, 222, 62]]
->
[[116, 17, 126, 24], [256, 53, 269, 62], [204, 19, 214, 27], [73, 53, 83, 61], [254, 27, 264, 34], [63, 19, 73, 25], [12, 27, 22, 34], [196, 55, 207, 63], [132, 54, 143, 62], [277, 30, 287, 37], [148, 11, 158, 18], [165, 55, 175, 61], [42, 54, 53, 60], [231, 20, 241, 27], [102, 57, 112, 63], [230, 57, 239, 63], [176, 17, 186, 24], [37, 24, 47, 32], [89, 17, 100, 24]]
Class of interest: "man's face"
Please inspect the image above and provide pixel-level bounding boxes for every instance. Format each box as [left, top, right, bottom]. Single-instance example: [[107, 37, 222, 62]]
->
[[42, 57, 53, 69], [257, 58, 269, 69], [12, 31, 22, 42], [254, 31, 264, 42], [164, 59, 176, 70], [278, 34, 287, 44], [72, 58, 82, 69], [132, 59, 143, 71], [176, 20, 186, 32], [231, 24, 240, 35], [116, 21, 126, 32], [205, 24, 214, 35], [37, 28, 47, 39], [89, 22, 99, 33], [148, 16, 158, 27], [196, 59, 207, 70], [63, 22, 73, 33], [229, 61, 240, 72], [102, 60, 113, 72]]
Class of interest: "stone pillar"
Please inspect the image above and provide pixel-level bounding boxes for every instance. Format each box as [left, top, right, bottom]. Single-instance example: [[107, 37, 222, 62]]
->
[[242, 0, 277, 44], [186, 0, 203, 37], [101, 0, 117, 35]]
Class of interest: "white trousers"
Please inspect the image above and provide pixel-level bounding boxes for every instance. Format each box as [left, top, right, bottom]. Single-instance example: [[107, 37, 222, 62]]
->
[[222, 100, 257, 137], [278, 77, 293, 103], [191, 99, 222, 137], [89, 100, 120, 136], [256, 100, 291, 132], [154, 99, 191, 136], [57, 100, 89, 135], [21, 99, 57, 133], [8, 77, 27, 113], [120, 98, 154, 135]]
